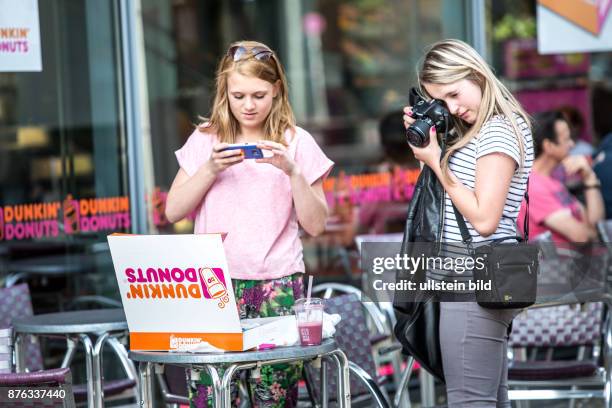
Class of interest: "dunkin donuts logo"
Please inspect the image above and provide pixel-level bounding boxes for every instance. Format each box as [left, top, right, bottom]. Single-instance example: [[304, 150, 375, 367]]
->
[[124, 266, 230, 308], [0, 195, 130, 241], [169, 334, 203, 350]]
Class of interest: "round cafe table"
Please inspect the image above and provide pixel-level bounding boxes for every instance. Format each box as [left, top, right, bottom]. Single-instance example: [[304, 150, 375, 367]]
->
[[129, 338, 350, 408], [12, 308, 136, 408]]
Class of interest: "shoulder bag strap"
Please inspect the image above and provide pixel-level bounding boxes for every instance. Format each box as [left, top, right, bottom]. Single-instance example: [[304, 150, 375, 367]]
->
[[452, 202, 472, 245]]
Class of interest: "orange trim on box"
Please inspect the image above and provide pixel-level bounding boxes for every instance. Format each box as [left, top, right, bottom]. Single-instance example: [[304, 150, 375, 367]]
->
[[130, 332, 243, 351], [539, 0, 598, 34]]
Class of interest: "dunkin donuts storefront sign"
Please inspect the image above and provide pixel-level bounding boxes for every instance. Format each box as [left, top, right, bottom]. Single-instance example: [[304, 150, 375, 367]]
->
[[0, 195, 130, 241]]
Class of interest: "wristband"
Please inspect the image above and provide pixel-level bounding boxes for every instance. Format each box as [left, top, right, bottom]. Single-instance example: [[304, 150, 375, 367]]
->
[[584, 183, 601, 189]]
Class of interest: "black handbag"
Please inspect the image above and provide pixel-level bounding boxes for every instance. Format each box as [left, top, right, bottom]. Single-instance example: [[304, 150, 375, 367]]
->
[[393, 165, 446, 382], [451, 186, 539, 309]]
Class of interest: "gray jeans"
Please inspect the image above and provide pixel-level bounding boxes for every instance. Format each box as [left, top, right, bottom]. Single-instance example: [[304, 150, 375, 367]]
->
[[440, 302, 519, 408]]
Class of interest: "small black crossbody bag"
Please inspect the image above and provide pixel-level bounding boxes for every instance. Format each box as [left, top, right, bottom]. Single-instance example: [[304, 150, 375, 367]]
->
[[452, 185, 539, 309]]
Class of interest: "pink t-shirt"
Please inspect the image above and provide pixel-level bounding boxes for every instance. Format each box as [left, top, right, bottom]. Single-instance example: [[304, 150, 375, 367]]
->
[[175, 126, 334, 280], [518, 171, 583, 245]]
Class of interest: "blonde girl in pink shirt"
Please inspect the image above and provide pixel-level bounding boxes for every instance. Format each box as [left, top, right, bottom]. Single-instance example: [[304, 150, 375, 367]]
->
[[166, 41, 333, 408]]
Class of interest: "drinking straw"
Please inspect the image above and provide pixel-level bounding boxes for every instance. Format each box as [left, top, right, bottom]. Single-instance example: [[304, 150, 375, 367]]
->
[[306, 275, 313, 304]]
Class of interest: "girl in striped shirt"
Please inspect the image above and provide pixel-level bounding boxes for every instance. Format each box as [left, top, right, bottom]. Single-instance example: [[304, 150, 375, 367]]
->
[[403, 39, 533, 407]]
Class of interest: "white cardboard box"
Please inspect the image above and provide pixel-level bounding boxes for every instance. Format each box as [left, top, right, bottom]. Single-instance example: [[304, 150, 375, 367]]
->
[[108, 234, 297, 352]]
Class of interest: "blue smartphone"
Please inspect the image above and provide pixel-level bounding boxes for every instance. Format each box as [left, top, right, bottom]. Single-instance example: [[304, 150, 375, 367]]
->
[[221, 143, 271, 159]]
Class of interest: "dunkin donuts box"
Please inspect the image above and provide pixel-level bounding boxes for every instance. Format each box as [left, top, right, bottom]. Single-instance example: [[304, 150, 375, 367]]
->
[[107, 234, 294, 352]]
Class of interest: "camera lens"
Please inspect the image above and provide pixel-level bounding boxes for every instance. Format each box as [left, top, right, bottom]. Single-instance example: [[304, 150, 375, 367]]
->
[[406, 119, 432, 147]]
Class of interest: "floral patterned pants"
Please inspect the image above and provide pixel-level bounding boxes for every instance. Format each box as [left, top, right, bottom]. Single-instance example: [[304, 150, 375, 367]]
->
[[188, 273, 305, 408]]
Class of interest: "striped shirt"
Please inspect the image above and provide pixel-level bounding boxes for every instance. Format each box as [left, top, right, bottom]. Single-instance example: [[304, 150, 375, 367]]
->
[[426, 114, 534, 284]]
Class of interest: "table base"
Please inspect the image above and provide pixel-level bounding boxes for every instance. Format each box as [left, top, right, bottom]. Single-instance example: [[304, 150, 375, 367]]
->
[[137, 348, 350, 408]]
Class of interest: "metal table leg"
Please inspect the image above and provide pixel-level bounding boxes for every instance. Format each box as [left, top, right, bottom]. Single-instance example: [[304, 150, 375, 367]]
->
[[321, 359, 328, 408], [420, 370, 436, 407], [220, 364, 240, 408], [331, 349, 351, 408], [394, 356, 414, 408], [92, 332, 110, 408], [78, 334, 96, 408], [107, 336, 139, 389], [138, 361, 153, 407], [205, 365, 224, 408], [13, 333, 25, 372], [60, 336, 78, 368]]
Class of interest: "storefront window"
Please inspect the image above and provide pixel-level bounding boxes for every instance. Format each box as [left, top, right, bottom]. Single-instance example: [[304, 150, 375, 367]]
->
[[487, 0, 612, 145], [0, 0, 128, 310]]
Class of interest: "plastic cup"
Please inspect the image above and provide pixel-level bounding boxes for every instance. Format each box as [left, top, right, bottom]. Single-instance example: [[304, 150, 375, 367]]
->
[[293, 298, 323, 346]]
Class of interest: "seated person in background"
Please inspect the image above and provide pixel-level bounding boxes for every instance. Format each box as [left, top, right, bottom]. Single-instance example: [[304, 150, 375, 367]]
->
[[358, 109, 419, 234], [519, 111, 605, 243]]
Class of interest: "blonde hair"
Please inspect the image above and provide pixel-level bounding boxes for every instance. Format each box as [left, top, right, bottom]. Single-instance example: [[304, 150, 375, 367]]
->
[[199, 40, 295, 144], [417, 39, 530, 182]]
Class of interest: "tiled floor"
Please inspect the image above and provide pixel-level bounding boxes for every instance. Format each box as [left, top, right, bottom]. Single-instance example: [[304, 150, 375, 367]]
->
[[117, 399, 603, 407], [116, 386, 606, 407]]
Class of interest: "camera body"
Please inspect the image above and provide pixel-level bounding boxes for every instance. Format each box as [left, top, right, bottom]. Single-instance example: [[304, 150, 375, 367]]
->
[[406, 88, 453, 147]]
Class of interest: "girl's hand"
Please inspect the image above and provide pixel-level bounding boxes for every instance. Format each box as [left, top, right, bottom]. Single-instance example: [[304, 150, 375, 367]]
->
[[207, 143, 244, 175], [403, 105, 415, 128], [408, 126, 442, 169], [256, 140, 297, 176]]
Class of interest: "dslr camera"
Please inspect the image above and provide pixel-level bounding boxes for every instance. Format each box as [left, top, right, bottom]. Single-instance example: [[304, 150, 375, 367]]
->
[[405, 87, 453, 147]]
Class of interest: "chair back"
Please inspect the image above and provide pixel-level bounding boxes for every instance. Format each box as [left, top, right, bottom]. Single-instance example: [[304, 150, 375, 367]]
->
[[306, 293, 378, 401], [535, 237, 608, 296], [0, 283, 43, 371], [0, 367, 76, 407], [0, 327, 11, 373], [312, 283, 390, 338], [354, 233, 404, 254], [598, 220, 612, 244], [509, 302, 604, 348]]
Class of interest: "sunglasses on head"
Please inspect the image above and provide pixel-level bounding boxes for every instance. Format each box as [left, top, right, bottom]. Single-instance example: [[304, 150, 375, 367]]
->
[[227, 45, 274, 62]]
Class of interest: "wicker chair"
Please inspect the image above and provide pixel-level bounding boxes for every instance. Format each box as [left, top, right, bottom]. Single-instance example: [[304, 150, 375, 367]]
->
[[0, 367, 76, 407], [507, 243, 612, 407]]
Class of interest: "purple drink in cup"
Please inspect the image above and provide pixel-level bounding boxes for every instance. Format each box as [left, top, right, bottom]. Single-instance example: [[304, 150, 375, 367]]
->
[[298, 321, 322, 345], [294, 298, 324, 346]]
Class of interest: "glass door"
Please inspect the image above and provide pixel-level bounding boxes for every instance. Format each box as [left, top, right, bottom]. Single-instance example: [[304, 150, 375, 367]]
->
[[0, 0, 128, 311]]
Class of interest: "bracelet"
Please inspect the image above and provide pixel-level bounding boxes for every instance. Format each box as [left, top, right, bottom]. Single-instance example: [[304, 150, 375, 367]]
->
[[584, 183, 601, 189]]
